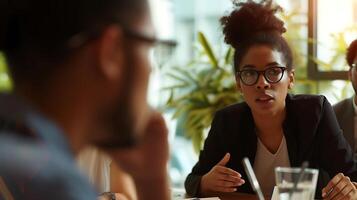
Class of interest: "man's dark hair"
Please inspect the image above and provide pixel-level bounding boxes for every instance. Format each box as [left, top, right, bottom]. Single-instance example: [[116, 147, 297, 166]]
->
[[220, 0, 293, 74], [0, 0, 148, 84], [347, 39, 357, 68]]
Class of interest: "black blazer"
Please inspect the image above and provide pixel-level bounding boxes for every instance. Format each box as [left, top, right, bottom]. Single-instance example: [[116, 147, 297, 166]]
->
[[185, 94, 357, 198], [333, 97, 355, 152]]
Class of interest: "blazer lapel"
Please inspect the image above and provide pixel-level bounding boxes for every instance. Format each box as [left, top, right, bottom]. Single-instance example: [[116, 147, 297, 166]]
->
[[283, 95, 299, 167], [283, 118, 299, 167], [233, 105, 257, 193], [241, 105, 258, 165]]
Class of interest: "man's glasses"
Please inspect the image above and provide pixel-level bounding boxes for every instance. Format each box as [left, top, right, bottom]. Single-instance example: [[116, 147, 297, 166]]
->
[[67, 25, 177, 67], [236, 66, 287, 86]]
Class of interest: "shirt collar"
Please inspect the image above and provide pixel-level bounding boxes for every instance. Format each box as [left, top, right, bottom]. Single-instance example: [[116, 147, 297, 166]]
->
[[0, 93, 73, 157]]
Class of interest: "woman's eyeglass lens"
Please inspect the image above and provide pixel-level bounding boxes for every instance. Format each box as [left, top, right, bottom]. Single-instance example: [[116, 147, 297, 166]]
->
[[237, 66, 287, 86]]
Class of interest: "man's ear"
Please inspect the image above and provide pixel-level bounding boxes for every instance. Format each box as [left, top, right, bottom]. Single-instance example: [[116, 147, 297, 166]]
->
[[288, 69, 295, 89], [95, 25, 124, 81], [348, 67, 353, 81]]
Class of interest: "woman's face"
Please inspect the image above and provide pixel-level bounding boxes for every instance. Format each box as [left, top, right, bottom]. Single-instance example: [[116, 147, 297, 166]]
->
[[236, 45, 294, 116]]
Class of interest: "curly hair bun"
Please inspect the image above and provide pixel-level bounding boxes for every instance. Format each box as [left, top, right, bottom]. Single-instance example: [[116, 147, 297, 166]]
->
[[221, 0, 286, 48]]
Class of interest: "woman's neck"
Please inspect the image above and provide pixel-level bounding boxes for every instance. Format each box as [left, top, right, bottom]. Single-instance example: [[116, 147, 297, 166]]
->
[[252, 109, 286, 153], [252, 108, 286, 135]]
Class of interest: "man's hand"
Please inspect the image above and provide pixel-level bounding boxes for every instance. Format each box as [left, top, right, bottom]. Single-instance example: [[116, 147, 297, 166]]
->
[[107, 111, 170, 200], [108, 111, 169, 179]]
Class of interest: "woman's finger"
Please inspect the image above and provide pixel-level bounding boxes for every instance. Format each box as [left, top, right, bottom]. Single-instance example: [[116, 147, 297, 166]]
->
[[215, 165, 241, 177], [323, 173, 345, 198], [334, 182, 354, 200], [218, 173, 245, 184], [327, 176, 351, 200]]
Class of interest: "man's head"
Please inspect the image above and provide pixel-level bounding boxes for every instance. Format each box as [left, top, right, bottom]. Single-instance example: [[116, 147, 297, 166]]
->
[[0, 0, 156, 150], [347, 39, 357, 69], [347, 39, 357, 95]]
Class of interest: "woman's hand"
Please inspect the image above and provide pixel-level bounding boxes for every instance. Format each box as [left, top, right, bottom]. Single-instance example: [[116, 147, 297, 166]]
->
[[322, 173, 357, 200], [200, 153, 245, 195]]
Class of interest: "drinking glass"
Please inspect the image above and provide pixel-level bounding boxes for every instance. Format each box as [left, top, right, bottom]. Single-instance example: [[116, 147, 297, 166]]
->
[[275, 167, 319, 200]]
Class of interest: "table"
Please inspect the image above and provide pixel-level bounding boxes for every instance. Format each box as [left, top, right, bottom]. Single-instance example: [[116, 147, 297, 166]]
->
[[213, 193, 260, 200], [171, 188, 268, 200], [184, 192, 268, 200], [207, 192, 266, 200]]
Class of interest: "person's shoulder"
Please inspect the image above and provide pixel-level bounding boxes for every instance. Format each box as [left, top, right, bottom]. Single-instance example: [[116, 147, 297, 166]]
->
[[0, 133, 47, 165], [211, 102, 252, 128], [286, 94, 331, 122], [286, 94, 333, 137], [287, 94, 327, 109], [288, 94, 326, 103], [333, 97, 352, 110], [216, 102, 249, 116], [0, 134, 97, 199]]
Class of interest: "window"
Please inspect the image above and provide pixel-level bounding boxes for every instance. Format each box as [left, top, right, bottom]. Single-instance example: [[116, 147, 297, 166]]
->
[[308, 0, 357, 80]]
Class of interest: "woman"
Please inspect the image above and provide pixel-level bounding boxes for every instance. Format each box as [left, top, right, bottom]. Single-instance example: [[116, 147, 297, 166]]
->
[[185, 0, 357, 199]]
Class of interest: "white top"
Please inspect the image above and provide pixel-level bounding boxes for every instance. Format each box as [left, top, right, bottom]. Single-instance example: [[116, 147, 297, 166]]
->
[[76, 147, 112, 192], [253, 135, 290, 196]]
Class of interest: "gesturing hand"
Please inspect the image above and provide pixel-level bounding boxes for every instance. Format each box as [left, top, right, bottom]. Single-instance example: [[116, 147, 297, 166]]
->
[[200, 153, 245, 195]]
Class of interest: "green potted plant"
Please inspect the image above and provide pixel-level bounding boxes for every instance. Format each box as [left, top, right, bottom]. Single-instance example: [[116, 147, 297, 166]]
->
[[0, 53, 12, 91], [164, 32, 243, 153]]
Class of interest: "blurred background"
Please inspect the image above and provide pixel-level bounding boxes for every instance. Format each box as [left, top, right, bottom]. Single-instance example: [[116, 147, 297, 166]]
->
[[1, 0, 356, 191]]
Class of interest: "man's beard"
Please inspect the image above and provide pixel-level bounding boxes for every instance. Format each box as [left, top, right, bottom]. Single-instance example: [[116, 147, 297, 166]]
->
[[95, 96, 138, 149], [94, 45, 140, 149]]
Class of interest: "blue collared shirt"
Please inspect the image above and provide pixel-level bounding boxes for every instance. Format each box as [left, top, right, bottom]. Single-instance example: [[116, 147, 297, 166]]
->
[[0, 93, 97, 199]]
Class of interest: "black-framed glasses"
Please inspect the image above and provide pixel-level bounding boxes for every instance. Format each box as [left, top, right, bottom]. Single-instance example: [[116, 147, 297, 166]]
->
[[122, 28, 177, 67], [122, 28, 176, 47], [67, 25, 177, 67], [237, 66, 287, 86], [67, 25, 176, 48]]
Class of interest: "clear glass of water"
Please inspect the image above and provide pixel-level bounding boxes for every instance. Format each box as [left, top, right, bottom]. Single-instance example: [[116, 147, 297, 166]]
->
[[275, 167, 319, 200]]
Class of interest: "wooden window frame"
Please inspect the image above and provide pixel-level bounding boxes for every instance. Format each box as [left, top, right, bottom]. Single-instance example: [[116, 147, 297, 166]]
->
[[307, 0, 349, 80]]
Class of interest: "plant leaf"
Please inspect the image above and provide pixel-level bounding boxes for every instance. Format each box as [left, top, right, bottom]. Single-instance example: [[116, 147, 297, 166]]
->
[[198, 32, 218, 68], [224, 47, 234, 65]]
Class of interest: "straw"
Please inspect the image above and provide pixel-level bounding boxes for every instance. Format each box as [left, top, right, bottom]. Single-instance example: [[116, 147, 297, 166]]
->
[[290, 161, 309, 198]]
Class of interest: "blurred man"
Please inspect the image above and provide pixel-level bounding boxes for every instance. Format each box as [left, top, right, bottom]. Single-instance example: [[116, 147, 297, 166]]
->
[[0, 0, 170, 199], [334, 39, 357, 156]]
